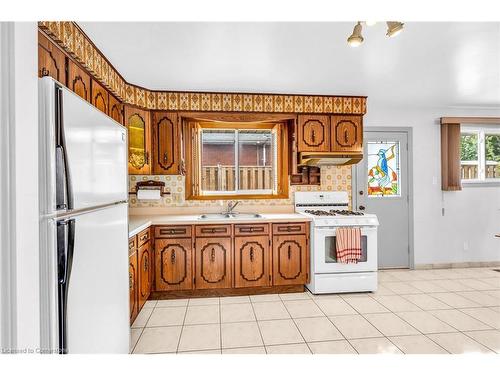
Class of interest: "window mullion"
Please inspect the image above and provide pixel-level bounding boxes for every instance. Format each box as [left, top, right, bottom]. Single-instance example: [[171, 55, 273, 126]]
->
[[478, 130, 486, 181], [234, 130, 239, 193]]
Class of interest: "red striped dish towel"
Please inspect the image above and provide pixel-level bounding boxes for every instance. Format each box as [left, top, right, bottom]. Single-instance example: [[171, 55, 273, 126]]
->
[[336, 227, 362, 264]]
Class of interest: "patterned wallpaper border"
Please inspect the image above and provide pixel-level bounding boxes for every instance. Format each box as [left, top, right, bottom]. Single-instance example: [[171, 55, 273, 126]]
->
[[128, 165, 352, 209], [39, 21, 367, 114]]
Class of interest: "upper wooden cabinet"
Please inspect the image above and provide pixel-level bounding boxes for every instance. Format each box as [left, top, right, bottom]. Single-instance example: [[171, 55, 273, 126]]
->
[[91, 79, 109, 115], [67, 60, 90, 102], [272, 234, 308, 286], [109, 94, 123, 125], [331, 115, 363, 153], [38, 32, 66, 84], [152, 111, 179, 174], [125, 106, 152, 175], [297, 115, 330, 152], [194, 236, 232, 289]]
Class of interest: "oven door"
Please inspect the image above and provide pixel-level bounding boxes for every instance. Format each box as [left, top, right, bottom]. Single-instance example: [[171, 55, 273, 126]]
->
[[313, 226, 378, 273]]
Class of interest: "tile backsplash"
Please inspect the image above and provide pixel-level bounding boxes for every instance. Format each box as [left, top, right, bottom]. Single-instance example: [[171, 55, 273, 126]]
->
[[129, 165, 352, 209]]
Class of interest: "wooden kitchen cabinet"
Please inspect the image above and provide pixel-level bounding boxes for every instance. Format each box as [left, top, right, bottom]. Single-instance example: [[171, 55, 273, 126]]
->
[[109, 94, 123, 125], [38, 32, 66, 83], [194, 236, 232, 289], [297, 115, 330, 152], [155, 237, 193, 291], [137, 228, 152, 310], [272, 234, 308, 286], [331, 115, 363, 153], [91, 79, 109, 115], [125, 105, 152, 175], [152, 111, 179, 174], [129, 237, 139, 324], [67, 60, 90, 102], [234, 235, 271, 288]]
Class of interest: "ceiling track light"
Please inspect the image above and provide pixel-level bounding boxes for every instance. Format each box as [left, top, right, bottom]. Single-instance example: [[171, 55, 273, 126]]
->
[[347, 21, 404, 47], [347, 22, 364, 47]]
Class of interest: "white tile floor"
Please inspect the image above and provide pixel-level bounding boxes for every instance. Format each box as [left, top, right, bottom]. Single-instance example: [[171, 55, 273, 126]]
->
[[131, 267, 500, 354]]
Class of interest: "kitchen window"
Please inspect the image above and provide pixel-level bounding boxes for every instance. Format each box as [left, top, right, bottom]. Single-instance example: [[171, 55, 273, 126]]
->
[[460, 126, 500, 183], [183, 119, 289, 200]]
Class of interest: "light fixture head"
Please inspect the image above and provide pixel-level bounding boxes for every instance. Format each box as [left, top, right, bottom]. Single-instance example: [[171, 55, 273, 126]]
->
[[347, 22, 364, 47], [386, 21, 404, 37]]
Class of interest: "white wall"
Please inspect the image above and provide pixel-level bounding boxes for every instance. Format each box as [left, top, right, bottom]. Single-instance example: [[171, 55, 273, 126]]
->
[[364, 104, 500, 266]]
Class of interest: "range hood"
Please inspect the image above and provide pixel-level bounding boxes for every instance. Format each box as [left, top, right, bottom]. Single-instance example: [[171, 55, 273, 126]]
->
[[298, 152, 363, 166]]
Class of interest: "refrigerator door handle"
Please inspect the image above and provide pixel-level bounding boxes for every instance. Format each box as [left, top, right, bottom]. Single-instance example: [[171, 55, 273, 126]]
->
[[57, 218, 76, 354], [55, 85, 74, 211]]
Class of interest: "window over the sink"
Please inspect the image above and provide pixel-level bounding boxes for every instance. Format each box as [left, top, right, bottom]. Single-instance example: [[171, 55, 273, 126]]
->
[[182, 118, 290, 200]]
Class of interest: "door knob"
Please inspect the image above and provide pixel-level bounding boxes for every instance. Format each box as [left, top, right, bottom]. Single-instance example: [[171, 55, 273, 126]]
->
[[359, 190, 364, 195], [359, 205, 365, 211]]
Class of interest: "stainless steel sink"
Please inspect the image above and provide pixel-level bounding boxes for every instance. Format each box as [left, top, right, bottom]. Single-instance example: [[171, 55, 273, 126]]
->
[[198, 213, 262, 219]]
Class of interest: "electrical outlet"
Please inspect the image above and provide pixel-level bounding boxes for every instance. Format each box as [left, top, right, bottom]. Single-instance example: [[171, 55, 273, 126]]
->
[[463, 241, 469, 251]]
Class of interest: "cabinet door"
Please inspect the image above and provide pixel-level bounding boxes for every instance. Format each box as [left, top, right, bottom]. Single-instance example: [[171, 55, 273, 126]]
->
[[272, 235, 308, 286], [129, 251, 138, 324], [234, 235, 271, 288], [152, 111, 178, 174], [38, 32, 66, 83], [138, 242, 152, 309], [67, 60, 90, 102], [109, 94, 123, 125], [155, 238, 193, 291], [125, 106, 152, 174], [195, 237, 232, 289], [91, 79, 109, 115], [331, 115, 363, 153], [297, 115, 330, 152]]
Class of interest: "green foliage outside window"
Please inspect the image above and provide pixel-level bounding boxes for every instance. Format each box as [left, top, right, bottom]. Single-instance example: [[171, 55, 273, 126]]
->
[[460, 133, 478, 161]]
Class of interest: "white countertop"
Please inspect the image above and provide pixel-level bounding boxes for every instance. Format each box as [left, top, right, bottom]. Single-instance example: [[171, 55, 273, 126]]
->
[[128, 213, 310, 237]]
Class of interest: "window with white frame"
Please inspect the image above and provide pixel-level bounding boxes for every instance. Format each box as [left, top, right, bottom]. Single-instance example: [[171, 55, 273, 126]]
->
[[460, 126, 500, 182]]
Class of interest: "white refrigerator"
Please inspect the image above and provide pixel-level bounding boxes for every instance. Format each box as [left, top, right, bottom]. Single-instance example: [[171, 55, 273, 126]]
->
[[38, 77, 129, 354]]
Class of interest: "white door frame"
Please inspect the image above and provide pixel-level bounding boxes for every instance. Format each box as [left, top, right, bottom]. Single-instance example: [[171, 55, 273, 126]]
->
[[0, 22, 40, 352], [352, 127, 415, 269]]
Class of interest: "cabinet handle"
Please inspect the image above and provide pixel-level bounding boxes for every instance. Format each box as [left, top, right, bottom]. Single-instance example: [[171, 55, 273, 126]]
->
[[250, 247, 254, 262], [344, 129, 349, 144], [210, 248, 216, 262], [41, 67, 49, 77], [311, 129, 316, 143], [171, 249, 176, 264], [129, 242, 134, 250], [163, 152, 168, 163], [144, 151, 149, 164], [287, 245, 291, 260], [144, 256, 148, 271], [129, 274, 133, 289], [140, 234, 148, 242]]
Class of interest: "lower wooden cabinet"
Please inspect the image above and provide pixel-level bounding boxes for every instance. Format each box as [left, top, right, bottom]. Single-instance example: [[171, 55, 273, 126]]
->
[[138, 241, 152, 310], [272, 234, 308, 286], [234, 235, 271, 288], [129, 249, 138, 324], [194, 236, 232, 289], [155, 237, 193, 291]]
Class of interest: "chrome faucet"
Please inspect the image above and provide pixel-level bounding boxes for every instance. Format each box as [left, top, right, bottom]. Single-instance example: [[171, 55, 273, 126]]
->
[[223, 200, 240, 215]]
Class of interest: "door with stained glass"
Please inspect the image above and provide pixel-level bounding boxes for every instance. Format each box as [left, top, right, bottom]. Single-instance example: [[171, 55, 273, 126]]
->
[[355, 131, 410, 268]]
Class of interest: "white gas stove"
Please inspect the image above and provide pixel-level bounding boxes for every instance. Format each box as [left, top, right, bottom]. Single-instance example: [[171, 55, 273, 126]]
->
[[295, 191, 380, 294]]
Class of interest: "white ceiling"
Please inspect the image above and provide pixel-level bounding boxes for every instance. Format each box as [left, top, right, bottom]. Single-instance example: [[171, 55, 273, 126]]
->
[[79, 22, 500, 108]]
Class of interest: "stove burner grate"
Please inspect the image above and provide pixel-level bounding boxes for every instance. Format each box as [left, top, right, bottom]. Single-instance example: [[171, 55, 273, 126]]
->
[[304, 209, 364, 216]]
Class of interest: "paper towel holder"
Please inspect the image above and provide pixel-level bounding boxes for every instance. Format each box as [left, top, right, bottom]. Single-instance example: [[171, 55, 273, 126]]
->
[[129, 180, 170, 196]]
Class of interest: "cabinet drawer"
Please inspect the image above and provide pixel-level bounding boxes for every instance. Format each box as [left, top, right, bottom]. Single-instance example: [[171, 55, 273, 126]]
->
[[234, 223, 269, 236], [195, 225, 232, 237], [272, 223, 307, 235], [137, 228, 151, 247], [155, 225, 192, 238], [128, 236, 137, 255]]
